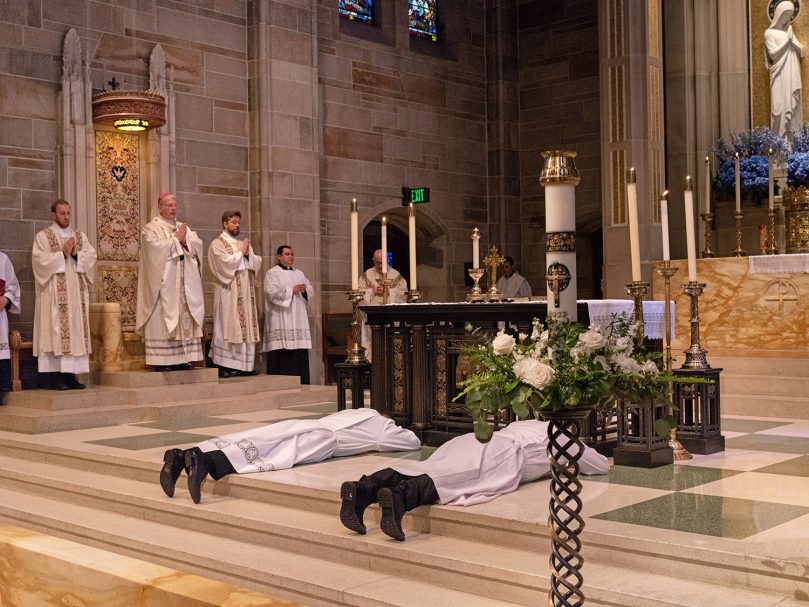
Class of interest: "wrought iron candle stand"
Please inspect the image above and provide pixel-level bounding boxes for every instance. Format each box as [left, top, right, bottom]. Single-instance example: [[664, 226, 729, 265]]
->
[[732, 210, 746, 257], [467, 268, 485, 302], [483, 246, 505, 301], [700, 212, 715, 258], [767, 207, 779, 255]]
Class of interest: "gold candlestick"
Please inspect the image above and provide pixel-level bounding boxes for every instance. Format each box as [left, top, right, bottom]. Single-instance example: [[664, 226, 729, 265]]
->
[[467, 268, 485, 302], [378, 272, 393, 305], [624, 281, 649, 348], [681, 281, 710, 370], [483, 245, 505, 301], [345, 289, 368, 364], [405, 289, 421, 303], [732, 210, 746, 257], [767, 207, 779, 255], [700, 212, 715, 258]]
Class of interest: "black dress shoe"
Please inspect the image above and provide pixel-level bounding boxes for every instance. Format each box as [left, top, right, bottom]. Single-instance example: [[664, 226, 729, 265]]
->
[[47, 374, 69, 391], [218, 367, 235, 378], [378, 486, 407, 541], [63, 374, 85, 389], [185, 450, 209, 504], [339, 480, 372, 535], [237, 370, 258, 377], [159, 448, 186, 498]]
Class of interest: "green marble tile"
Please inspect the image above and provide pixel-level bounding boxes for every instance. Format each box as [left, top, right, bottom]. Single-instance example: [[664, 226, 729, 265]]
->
[[87, 432, 213, 450], [132, 417, 246, 431], [587, 464, 742, 491], [593, 493, 809, 539], [721, 419, 792, 433], [752, 455, 809, 477], [725, 433, 809, 454]]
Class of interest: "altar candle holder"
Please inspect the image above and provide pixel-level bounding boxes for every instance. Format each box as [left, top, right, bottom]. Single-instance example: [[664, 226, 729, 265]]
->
[[767, 207, 779, 255], [345, 289, 369, 364], [732, 210, 746, 257], [656, 264, 692, 461], [405, 289, 421, 303], [467, 268, 485, 302], [624, 281, 649, 348], [483, 245, 505, 301], [700, 212, 715, 258], [378, 273, 393, 305], [681, 281, 710, 370]]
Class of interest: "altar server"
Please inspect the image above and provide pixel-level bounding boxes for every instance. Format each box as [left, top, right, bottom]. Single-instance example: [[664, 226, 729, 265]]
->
[[0, 252, 20, 403]]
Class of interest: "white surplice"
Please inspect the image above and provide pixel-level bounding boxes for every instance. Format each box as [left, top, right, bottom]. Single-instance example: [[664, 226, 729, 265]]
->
[[197, 409, 420, 474], [0, 253, 21, 361], [208, 232, 262, 371], [389, 420, 608, 506], [32, 224, 96, 373], [496, 270, 532, 299], [261, 265, 314, 352]]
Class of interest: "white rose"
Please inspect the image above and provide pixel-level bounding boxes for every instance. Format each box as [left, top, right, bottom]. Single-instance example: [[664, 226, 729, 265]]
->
[[513, 358, 555, 390], [492, 332, 516, 355], [578, 329, 607, 352], [613, 353, 641, 373]]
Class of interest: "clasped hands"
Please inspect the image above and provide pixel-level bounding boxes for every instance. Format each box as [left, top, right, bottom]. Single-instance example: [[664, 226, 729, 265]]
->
[[237, 238, 250, 255], [61, 237, 78, 258], [292, 283, 307, 295], [175, 223, 188, 249]]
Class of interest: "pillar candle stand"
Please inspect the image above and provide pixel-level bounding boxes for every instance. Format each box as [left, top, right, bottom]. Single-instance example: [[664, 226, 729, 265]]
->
[[624, 281, 649, 348], [732, 210, 746, 257], [467, 268, 485, 302], [700, 212, 715, 258], [405, 289, 421, 303], [767, 207, 779, 255], [681, 281, 709, 370], [345, 289, 369, 365]]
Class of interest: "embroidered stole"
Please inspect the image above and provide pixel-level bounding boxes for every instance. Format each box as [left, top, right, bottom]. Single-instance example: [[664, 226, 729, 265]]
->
[[218, 236, 259, 342], [44, 228, 89, 354]]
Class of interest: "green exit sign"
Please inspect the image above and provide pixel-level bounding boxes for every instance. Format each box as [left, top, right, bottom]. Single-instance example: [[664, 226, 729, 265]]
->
[[402, 187, 430, 205]]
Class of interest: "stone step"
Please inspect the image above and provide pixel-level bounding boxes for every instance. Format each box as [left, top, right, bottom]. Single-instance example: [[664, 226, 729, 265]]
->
[[720, 374, 809, 398], [710, 357, 809, 377], [92, 368, 221, 388], [721, 393, 809, 419]]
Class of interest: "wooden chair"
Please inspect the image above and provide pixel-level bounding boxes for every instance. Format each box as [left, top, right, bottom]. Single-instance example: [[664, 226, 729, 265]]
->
[[9, 330, 33, 391], [322, 313, 353, 384]]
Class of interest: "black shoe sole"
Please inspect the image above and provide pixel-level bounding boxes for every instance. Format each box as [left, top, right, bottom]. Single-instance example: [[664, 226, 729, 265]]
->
[[186, 451, 208, 504], [339, 482, 366, 534], [378, 488, 406, 541], [159, 449, 183, 498]]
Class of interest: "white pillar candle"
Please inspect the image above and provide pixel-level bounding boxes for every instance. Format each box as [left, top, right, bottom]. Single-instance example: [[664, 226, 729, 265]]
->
[[350, 198, 359, 290], [408, 203, 417, 290], [734, 152, 741, 213], [472, 227, 480, 268], [704, 156, 711, 214], [381, 216, 388, 274], [684, 176, 697, 282], [660, 190, 670, 261], [768, 148, 774, 211], [626, 168, 641, 282]]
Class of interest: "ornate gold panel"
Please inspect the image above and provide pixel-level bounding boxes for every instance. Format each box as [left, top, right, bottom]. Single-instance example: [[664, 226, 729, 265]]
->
[[612, 149, 627, 224]]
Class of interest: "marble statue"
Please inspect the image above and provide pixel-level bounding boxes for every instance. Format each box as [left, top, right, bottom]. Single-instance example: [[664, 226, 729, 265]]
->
[[765, 1, 804, 135]]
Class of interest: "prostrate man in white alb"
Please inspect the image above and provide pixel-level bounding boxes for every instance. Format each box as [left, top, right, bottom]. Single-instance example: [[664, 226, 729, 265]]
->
[[262, 245, 314, 383], [136, 193, 205, 371], [207, 210, 262, 378], [0, 252, 20, 404], [32, 200, 97, 390], [357, 249, 408, 360], [496, 256, 532, 299]]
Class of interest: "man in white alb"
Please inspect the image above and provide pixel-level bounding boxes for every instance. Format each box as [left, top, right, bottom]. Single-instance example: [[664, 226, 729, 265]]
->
[[136, 193, 205, 371], [207, 210, 262, 377], [358, 249, 408, 360], [496, 256, 532, 299], [32, 200, 97, 390], [0, 252, 20, 403]]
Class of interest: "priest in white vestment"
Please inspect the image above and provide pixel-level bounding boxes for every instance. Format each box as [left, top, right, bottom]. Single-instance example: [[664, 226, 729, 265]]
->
[[207, 210, 262, 377], [32, 200, 97, 390], [262, 245, 314, 383], [340, 419, 608, 540], [358, 249, 408, 361], [159, 408, 421, 503], [136, 193, 205, 370], [0, 252, 21, 402], [495, 256, 532, 299]]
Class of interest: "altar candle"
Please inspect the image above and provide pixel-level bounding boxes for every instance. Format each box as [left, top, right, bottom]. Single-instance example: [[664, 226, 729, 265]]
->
[[768, 148, 774, 210], [735, 152, 741, 213], [408, 203, 417, 291], [705, 156, 711, 214], [381, 216, 388, 274], [684, 176, 697, 282], [660, 190, 670, 261], [626, 168, 641, 282], [472, 227, 480, 268], [350, 198, 359, 290]]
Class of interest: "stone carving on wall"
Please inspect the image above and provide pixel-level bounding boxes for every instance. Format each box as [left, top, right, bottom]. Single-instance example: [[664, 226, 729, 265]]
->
[[99, 268, 139, 329], [62, 28, 84, 125], [95, 130, 141, 261], [149, 44, 167, 96]]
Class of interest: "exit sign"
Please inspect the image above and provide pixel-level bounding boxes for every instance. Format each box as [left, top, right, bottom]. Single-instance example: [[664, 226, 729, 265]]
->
[[402, 187, 430, 205]]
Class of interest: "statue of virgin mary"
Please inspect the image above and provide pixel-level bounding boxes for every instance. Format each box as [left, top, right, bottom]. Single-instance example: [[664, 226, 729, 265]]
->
[[765, 0, 804, 135]]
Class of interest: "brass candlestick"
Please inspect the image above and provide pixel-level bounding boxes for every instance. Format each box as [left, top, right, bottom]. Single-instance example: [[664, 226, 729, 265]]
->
[[700, 212, 715, 258], [345, 289, 368, 364], [483, 245, 505, 300], [467, 267, 485, 302], [624, 281, 649, 348], [378, 272, 393, 305], [681, 281, 710, 370], [405, 289, 421, 303], [656, 264, 692, 461], [732, 210, 746, 257], [767, 207, 779, 255]]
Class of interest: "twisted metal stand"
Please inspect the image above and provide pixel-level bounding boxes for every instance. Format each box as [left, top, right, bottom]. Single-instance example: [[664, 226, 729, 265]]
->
[[625, 281, 649, 348], [700, 212, 715, 258], [681, 281, 710, 370], [767, 207, 779, 255], [732, 210, 746, 257], [345, 289, 368, 364], [541, 404, 593, 607]]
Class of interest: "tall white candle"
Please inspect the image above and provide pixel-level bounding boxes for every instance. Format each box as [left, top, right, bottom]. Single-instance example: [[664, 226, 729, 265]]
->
[[704, 156, 711, 214], [381, 216, 388, 274], [626, 168, 641, 282], [684, 176, 697, 282], [660, 190, 670, 261], [768, 148, 774, 210], [408, 203, 417, 290], [472, 227, 480, 268], [350, 198, 359, 290], [734, 152, 741, 213]]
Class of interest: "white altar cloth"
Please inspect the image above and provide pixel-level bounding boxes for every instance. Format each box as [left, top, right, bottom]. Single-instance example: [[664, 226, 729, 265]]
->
[[584, 299, 674, 340], [748, 253, 809, 275]]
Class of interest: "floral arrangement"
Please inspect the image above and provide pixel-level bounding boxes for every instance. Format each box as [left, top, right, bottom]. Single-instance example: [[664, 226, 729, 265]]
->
[[712, 127, 787, 202], [788, 124, 809, 187], [455, 316, 672, 442]]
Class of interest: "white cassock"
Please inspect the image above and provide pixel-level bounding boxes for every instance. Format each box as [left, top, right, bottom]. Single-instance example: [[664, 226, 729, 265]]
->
[[262, 265, 314, 353], [207, 232, 262, 371], [197, 409, 420, 474], [358, 266, 408, 361], [136, 216, 205, 366], [388, 420, 608, 506], [32, 224, 97, 373], [496, 271, 532, 299], [0, 252, 21, 362]]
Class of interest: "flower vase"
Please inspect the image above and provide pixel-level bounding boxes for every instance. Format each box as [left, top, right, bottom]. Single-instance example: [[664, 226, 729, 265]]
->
[[539, 402, 596, 607]]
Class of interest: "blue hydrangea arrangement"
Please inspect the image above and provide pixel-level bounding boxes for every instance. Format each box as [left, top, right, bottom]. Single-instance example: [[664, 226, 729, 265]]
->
[[712, 127, 788, 202], [788, 125, 809, 187]]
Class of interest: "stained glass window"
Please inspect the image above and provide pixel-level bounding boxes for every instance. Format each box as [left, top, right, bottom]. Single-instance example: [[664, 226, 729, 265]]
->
[[339, 0, 374, 24], [408, 0, 438, 41]]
